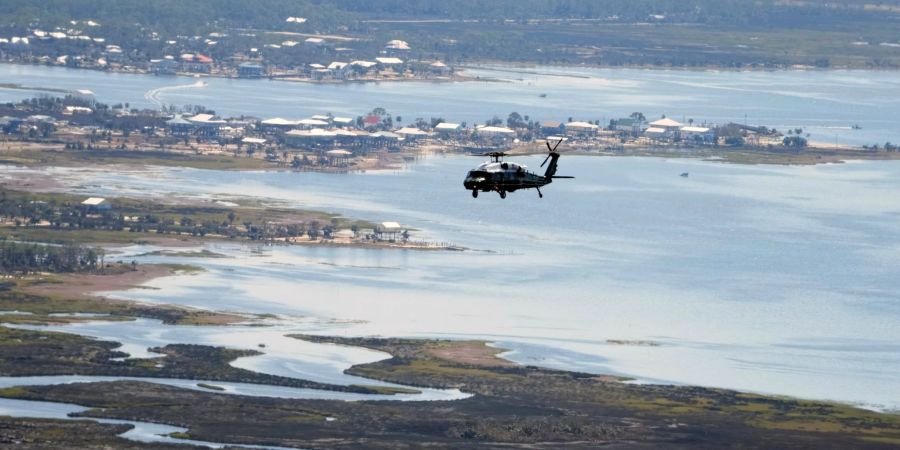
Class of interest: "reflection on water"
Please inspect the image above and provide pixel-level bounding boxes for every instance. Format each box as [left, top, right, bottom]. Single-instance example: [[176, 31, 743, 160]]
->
[[2, 156, 900, 410]]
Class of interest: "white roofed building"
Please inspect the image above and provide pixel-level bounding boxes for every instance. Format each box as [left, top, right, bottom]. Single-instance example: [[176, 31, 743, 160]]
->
[[434, 122, 463, 135], [680, 126, 714, 143], [81, 197, 110, 211], [564, 121, 600, 137]]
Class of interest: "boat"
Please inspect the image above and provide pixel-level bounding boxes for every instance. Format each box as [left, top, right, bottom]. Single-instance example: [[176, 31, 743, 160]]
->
[[852, 124, 862, 130], [680, 172, 689, 178], [539, 93, 547, 98]]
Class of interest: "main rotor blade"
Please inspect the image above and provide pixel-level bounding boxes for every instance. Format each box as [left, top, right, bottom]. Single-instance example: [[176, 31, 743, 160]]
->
[[550, 138, 563, 152]]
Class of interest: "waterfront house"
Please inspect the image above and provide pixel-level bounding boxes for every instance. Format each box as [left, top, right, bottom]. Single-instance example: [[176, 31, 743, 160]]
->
[[285, 128, 337, 148], [680, 126, 714, 144], [150, 58, 178, 75], [188, 113, 226, 137], [332, 117, 355, 128], [238, 62, 266, 78], [165, 115, 193, 135], [434, 122, 463, 136], [375, 57, 404, 69], [647, 118, 683, 140], [297, 118, 330, 129], [375, 221, 405, 241], [564, 121, 600, 137], [541, 121, 563, 136], [396, 127, 430, 141], [429, 61, 451, 76], [612, 117, 649, 135], [181, 53, 213, 73]]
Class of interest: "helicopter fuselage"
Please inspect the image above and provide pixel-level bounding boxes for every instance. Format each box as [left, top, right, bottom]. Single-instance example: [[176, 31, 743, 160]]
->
[[464, 161, 550, 196]]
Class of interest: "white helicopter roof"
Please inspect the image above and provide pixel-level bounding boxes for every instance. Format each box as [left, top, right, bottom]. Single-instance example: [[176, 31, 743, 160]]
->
[[476, 161, 528, 172]]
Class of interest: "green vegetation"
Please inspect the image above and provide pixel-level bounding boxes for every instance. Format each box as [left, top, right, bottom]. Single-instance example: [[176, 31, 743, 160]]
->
[[135, 249, 228, 258], [0, 186, 368, 246], [0, 148, 274, 171], [0, 240, 105, 274], [2, 0, 899, 69], [1, 334, 897, 448]]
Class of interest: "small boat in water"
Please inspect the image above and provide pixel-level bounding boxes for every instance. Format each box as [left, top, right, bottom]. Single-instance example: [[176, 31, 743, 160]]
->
[[852, 124, 862, 130], [680, 172, 689, 178]]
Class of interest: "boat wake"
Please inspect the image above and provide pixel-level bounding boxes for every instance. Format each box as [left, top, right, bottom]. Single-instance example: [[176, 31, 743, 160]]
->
[[144, 80, 208, 108]]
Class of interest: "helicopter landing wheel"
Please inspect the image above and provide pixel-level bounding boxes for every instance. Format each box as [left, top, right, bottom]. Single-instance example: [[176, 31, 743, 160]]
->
[[499, 191, 507, 199], [472, 190, 478, 198], [537, 187, 543, 198]]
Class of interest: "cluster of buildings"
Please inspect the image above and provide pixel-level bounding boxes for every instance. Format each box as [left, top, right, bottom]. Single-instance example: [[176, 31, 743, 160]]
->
[[1, 22, 455, 82], [159, 110, 722, 156]]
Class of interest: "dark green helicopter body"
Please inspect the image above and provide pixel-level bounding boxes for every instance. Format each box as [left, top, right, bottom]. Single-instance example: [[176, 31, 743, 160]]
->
[[463, 139, 572, 199]]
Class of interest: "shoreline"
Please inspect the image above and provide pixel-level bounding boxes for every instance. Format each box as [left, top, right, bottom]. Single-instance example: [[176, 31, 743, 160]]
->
[[4, 61, 900, 90]]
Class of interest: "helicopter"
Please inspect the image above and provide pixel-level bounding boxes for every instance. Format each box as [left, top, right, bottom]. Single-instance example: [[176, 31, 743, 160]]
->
[[463, 138, 573, 199]]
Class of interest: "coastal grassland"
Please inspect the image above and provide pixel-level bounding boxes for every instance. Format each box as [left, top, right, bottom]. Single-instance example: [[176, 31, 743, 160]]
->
[[0, 267, 244, 326], [0, 324, 405, 396], [0, 148, 274, 171], [0, 417, 192, 450], [1, 335, 895, 448]]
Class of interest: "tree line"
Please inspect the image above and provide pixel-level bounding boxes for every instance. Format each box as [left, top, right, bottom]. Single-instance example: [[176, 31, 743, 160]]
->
[[0, 240, 104, 274]]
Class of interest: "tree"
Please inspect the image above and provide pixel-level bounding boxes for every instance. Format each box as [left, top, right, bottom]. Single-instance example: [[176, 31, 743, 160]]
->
[[507, 112, 525, 129]]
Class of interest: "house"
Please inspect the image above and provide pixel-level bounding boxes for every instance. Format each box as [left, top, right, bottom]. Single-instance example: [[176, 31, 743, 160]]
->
[[166, 115, 193, 135], [72, 89, 95, 103], [332, 117, 354, 127], [375, 57, 404, 68], [150, 58, 179, 75], [434, 122, 462, 136], [363, 115, 383, 128], [541, 121, 563, 136], [188, 113, 226, 137], [104, 45, 124, 63], [350, 60, 377, 75], [647, 118, 683, 139], [81, 197, 111, 211], [0, 116, 24, 134], [327, 62, 349, 79], [297, 118, 329, 129], [564, 121, 600, 137], [384, 39, 411, 57], [325, 149, 352, 166], [680, 126, 714, 143], [429, 61, 451, 76], [375, 221, 405, 241], [396, 127, 430, 140], [475, 126, 516, 144], [284, 128, 337, 148], [238, 62, 266, 78], [612, 117, 649, 135], [181, 53, 213, 73]]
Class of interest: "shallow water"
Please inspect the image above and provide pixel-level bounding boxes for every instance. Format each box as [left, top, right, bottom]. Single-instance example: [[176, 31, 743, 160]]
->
[[0, 397, 301, 449], [3, 156, 897, 410], [0, 63, 898, 146]]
